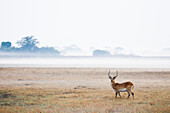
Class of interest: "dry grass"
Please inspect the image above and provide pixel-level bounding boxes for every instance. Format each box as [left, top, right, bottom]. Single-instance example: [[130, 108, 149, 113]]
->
[[0, 87, 169, 113], [0, 68, 170, 112]]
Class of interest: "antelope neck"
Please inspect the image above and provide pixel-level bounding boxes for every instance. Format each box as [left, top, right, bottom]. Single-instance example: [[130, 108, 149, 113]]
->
[[111, 80, 116, 88]]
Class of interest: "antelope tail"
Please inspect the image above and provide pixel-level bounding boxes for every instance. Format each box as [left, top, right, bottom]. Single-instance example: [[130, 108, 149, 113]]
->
[[132, 85, 134, 90]]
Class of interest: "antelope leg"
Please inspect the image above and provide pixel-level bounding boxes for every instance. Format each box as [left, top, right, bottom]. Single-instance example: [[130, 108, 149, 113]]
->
[[118, 92, 122, 98], [115, 92, 118, 98], [127, 91, 130, 99]]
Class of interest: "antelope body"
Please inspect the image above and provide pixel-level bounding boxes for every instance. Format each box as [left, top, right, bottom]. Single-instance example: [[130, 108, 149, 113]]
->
[[108, 71, 134, 99]]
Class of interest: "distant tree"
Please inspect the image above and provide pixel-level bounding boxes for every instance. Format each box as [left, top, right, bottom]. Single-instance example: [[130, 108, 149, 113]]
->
[[38, 47, 60, 54], [62, 45, 82, 55], [114, 47, 124, 55], [16, 36, 39, 51], [93, 49, 111, 57], [1, 41, 12, 51], [1, 41, 11, 49]]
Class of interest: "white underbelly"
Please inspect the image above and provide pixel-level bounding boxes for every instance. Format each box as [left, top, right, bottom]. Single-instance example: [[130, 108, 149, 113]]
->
[[119, 88, 127, 92], [114, 88, 127, 92]]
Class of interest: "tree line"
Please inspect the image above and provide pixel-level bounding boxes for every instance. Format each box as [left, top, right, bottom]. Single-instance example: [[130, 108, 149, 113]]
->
[[0, 36, 60, 55], [0, 36, 130, 57]]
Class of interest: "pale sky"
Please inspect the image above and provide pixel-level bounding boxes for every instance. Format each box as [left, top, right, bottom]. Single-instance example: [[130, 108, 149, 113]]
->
[[0, 0, 170, 56]]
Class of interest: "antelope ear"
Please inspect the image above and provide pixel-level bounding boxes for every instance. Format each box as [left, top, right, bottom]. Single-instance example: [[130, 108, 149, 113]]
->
[[108, 76, 112, 79], [113, 76, 116, 80]]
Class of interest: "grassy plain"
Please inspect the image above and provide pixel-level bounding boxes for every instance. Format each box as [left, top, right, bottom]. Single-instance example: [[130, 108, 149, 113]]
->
[[0, 68, 169, 112]]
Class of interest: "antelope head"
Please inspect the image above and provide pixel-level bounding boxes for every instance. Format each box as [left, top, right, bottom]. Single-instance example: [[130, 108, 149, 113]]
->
[[108, 70, 118, 82]]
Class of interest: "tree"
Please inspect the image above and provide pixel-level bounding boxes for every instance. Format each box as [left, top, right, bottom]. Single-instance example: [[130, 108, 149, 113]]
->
[[1, 41, 12, 51], [93, 49, 111, 57], [38, 47, 60, 54], [114, 47, 124, 55], [1, 41, 11, 48], [16, 36, 39, 51]]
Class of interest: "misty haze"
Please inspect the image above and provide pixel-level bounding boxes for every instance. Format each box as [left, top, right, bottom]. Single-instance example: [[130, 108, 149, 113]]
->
[[0, 0, 170, 113]]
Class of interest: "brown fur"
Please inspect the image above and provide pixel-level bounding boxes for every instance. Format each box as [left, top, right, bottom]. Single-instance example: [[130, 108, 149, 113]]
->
[[109, 71, 134, 99]]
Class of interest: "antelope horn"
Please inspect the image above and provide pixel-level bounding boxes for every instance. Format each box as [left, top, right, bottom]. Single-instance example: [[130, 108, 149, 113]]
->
[[115, 71, 118, 77], [108, 70, 111, 79]]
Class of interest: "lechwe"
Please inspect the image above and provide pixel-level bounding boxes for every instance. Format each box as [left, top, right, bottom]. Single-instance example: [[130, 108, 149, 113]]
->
[[108, 71, 134, 99]]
